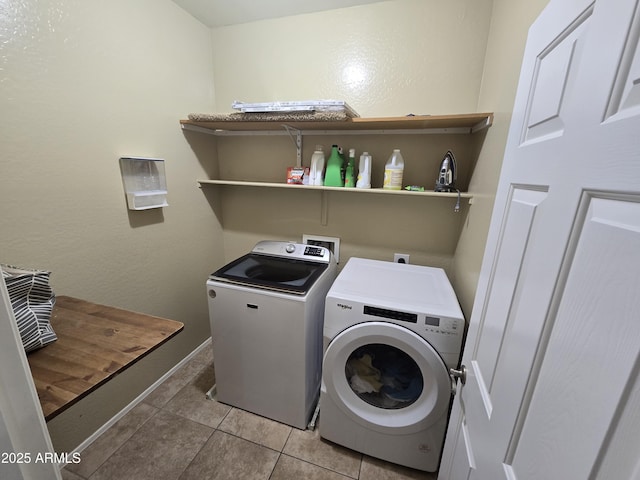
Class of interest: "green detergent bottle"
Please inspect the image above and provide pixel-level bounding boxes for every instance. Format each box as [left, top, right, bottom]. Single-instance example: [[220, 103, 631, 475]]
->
[[324, 145, 344, 187]]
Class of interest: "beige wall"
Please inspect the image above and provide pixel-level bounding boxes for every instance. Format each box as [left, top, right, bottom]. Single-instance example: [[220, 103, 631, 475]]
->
[[1, 0, 550, 453], [206, 0, 494, 275], [451, 0, 549, 316], [206, 0, 549, 317], [212, 0, 493, 117], [1, 0, 223, 451]]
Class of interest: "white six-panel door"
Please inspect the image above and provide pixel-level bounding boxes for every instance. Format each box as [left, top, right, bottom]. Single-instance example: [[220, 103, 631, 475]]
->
[[0, 249, 60, 480], [439, 0, 640, 478]]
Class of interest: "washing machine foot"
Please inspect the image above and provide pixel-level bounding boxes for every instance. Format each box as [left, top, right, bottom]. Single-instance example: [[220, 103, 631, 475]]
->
[[307, 402, 320, 430], [206, 384, 217, 401]]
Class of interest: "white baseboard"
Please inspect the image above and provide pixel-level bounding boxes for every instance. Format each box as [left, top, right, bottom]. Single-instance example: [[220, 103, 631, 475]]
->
[[63, 337, 212, 465]]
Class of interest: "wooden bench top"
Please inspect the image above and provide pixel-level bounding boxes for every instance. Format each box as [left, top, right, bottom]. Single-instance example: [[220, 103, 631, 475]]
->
[[27, 296, 184, 421]]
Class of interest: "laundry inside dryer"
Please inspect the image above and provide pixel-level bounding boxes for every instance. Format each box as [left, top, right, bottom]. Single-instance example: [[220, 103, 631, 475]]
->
[[346, 343, 424, 409]]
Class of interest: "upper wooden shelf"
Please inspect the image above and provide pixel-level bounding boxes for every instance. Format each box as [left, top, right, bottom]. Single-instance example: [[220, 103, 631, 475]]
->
[[180, 112, 494, 134]]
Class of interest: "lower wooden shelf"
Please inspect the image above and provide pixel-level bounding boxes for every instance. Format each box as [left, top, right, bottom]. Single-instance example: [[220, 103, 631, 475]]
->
[[27, 296, 184, 420], [197, 179, 472, 199]]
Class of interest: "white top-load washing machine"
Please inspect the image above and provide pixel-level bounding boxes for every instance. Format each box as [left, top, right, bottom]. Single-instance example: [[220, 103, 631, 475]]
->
[[206, 240, 337, 429], [320, 258, 464, 472]]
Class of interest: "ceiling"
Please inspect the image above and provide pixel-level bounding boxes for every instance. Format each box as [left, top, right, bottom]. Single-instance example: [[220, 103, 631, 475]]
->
[[172, 0, 389, 28]]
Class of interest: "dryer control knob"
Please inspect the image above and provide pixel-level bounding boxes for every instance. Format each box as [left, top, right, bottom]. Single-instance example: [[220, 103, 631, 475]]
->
[[285, 243, 296, 253]]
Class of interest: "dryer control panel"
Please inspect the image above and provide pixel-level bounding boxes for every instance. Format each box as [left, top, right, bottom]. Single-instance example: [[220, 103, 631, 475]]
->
[[360, 305, 461, 337], [323, 257, 465, 366], [424, 315, 461, 336]]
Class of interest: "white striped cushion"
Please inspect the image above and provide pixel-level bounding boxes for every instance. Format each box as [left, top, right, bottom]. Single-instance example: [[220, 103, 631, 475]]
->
[[1, 265, 57, 352]]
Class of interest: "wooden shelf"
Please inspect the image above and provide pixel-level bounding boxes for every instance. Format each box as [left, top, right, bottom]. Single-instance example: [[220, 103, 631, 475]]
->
[[198, 179, 472, 199], [27, 296, 184, 420], [181, 112, 493, 135], [184, 112, 491, 221]]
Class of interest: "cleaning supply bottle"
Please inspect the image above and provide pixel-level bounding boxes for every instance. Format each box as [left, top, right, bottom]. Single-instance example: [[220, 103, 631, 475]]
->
[[344, 148, 356, 188], [383, 149, 404, 190], [309, 145, 325, 186], [356, 152, 372, 189], [324, 145, 344, 187]]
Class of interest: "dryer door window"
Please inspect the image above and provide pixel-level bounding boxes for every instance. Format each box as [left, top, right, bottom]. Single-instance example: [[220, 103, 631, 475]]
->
[[345, 343, 423, 409], [323, 321, 451, 435]]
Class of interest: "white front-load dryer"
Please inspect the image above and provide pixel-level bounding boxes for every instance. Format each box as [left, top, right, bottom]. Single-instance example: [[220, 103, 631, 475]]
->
[[319, 258, 464, 472]]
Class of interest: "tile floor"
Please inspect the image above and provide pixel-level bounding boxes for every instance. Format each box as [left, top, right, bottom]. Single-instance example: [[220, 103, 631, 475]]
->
[[61, 342, 438, 480]]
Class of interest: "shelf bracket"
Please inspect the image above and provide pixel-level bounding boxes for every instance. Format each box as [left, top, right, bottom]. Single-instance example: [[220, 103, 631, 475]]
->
[[321, 190, 329, 226], [471, 116, 492, 133], [283, 125, 302, 167]]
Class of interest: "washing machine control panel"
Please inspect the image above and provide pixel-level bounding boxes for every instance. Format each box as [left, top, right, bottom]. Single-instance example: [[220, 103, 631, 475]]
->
[[304, 246, 325, 257], [251, 240, 332, 263]]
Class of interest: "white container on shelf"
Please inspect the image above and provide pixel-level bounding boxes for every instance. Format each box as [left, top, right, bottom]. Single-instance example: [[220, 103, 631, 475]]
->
[[383, 149, 404, 190], [356, 152, 372, 189], [309, 145, 326, 186], [119, 157, 168, 210]]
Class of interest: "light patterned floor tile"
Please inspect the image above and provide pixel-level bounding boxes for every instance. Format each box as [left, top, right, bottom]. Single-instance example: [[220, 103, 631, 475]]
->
[[218, 407, 292, 451], [360, 455, 438, 480], [69, 345, 445, 480], [188, 339, 213, 368], [283, 427, 362, 478], [65, 402, 157, 478], [180, 430, 279, 480], [144, 358, 208, 408], [89, 409, 212, 480], [270, 454, 355, 480], [163, 365, 231, 428], [60, 468, 84, 480]]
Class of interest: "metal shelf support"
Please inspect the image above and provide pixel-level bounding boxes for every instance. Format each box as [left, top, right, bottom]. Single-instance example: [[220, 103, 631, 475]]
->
[[283, 125, 303, 167]]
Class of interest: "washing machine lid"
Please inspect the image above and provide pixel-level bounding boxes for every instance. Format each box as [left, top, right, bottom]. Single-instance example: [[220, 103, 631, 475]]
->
[[210, 251, 328, 295], [322, 321, 451, 435]]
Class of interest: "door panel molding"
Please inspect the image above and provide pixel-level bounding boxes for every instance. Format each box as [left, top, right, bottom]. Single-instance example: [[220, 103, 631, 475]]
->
[[508, 190, 640, 478], [605, 0, 640, 121], [475, 186, 548, 406], [521, 5, 593, 145]]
